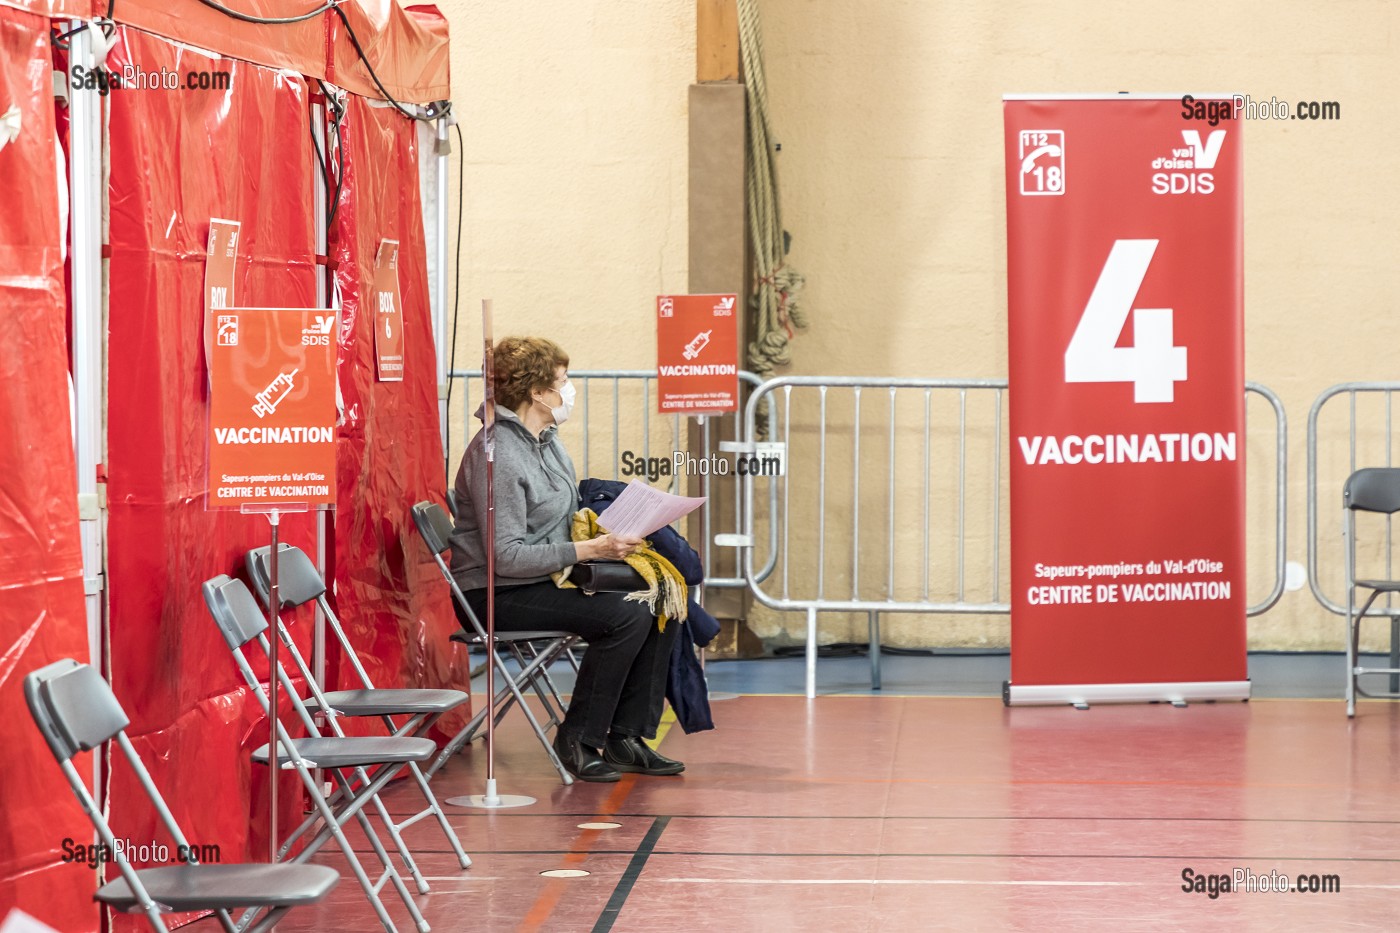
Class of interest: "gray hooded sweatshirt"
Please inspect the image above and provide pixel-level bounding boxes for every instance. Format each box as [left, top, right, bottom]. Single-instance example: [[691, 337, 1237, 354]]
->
[[448, 403, 580, 592]]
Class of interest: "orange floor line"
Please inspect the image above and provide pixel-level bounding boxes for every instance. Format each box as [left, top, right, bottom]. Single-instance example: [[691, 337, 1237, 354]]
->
[[517, 773, 639, 932]]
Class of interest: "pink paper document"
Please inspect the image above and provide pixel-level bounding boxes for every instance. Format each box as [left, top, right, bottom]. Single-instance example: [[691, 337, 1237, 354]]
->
[[595, 480, 706, 538]]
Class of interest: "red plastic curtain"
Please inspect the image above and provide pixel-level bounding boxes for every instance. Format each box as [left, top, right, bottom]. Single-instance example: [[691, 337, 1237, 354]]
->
[[0, 0, 89, 16], [101, 19, 459, 926], [329, 1, 451, 105], [0, 6, 97, 930], [15, 0, 452, 106], [1, 8, 455, 928], [325, 93, 461, 731], [105, 28, 319, 930]]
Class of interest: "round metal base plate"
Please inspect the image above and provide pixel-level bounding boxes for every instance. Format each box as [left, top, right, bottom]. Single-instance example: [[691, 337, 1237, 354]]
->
[[445, 793, 537, 809]]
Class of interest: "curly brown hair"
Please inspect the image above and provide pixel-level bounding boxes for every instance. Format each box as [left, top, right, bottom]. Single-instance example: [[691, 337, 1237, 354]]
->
[[492, 336, 570, 411]]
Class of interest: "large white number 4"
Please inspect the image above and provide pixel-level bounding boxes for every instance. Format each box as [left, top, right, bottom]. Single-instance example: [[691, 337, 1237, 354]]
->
[[1064, 239, 1186, 403]]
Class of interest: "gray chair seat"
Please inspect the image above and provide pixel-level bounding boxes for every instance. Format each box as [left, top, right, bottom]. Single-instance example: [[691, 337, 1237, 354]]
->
[[96, 863, 339, 910], [252, 736, 436, 769], [450, 629, 572, 644], [305, 687, 468, 716], [1354, 578, 1400, 592]]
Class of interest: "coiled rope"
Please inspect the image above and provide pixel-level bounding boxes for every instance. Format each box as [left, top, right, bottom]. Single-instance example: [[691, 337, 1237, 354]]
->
[[737, 0, 805, 378]]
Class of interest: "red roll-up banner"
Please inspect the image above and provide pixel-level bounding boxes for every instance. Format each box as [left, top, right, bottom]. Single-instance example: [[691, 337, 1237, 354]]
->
[[1003, 95, 1246, 706]]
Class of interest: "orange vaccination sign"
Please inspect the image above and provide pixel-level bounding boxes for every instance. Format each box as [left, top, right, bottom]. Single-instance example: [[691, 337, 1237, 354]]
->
[[374, 238, 405, 382], [203, 218, 239, 379], [208, 307, 338, 509], [657, 293, 738, 414]]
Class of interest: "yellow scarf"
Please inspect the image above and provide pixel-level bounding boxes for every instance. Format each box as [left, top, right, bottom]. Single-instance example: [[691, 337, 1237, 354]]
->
[[552, 508, 688, 632]]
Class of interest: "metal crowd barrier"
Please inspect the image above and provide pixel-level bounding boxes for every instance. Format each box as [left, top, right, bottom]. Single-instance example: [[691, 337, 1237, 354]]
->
[[1306, 383, 1400, 692], [735, 378, 1288, 697], [1306, 382, 1400, 616]]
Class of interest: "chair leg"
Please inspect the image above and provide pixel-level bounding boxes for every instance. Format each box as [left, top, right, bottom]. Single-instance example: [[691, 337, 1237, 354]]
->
[[487, 645, 575, 785], [425, 710, 484, 780], [338, 779, 431, 933], [142, 904, 172, 933], [508, 643, 561, 724], [1350, 588, 1391, 708], [287, 760, 438, 932], [362, 768, 430, 894], [869, 611, 882, 691], [244, 907, 291, 933], [405, 760, 472, 869], [377, 714, 472, 869], [489, 638, 573, 731], [426, 640, 576, 784], [246, 763, 407, 933], [522, 640, 576, 724], [278, 712, 458, 885], [1347, 614, 1357, 719]]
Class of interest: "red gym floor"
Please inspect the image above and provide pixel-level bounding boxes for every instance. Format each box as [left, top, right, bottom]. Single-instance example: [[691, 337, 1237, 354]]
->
[[272, 692, 1400, 932]]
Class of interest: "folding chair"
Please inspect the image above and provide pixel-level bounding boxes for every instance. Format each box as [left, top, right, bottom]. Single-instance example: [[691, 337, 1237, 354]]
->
[[244, 543, 472, 890], [410, 500, 580, 784], [202, 575, 435, 933], [1343, 467, 1400, 717], [24, 658, 339, 933]]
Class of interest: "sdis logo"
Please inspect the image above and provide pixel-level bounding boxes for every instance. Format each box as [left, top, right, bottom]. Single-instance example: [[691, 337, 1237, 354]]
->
[[1151, 130, 1224, 196], [713, 296, 735, 316], [302, 314, 335, 346]]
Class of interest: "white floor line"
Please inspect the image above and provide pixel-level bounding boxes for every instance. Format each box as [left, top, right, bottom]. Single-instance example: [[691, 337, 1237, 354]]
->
[[654, 878, 1400, 891], [655, 879, 1148, 887]]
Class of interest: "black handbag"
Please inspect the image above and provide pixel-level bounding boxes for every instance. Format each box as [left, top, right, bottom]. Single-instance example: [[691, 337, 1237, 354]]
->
[[570, 560, 647, 595]]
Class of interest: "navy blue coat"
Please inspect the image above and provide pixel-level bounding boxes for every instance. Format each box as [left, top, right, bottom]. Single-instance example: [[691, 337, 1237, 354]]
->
[[578, 478, 716, 733]]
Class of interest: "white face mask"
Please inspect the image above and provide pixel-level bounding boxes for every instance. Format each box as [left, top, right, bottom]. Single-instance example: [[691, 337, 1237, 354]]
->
[[549, 379, 576, 426]]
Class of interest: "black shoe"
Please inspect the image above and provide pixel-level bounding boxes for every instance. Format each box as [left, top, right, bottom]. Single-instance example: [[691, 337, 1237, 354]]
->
[[604, 736, 685, 775], [553, 731, 621, 783]]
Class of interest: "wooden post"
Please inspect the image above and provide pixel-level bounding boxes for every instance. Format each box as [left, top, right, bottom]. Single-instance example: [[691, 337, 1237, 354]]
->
[[697, 0, 740, 83], [689, 0, 762, 656]]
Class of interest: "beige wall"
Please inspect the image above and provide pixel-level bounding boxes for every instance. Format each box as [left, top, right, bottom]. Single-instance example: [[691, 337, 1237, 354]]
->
[[434, 0, 693, 375], [435, 1, 1400, 651]]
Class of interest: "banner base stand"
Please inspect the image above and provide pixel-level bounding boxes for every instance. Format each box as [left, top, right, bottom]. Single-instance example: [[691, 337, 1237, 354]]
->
[[446, 779, 535, 810], [1003, 679, 1251, 708]]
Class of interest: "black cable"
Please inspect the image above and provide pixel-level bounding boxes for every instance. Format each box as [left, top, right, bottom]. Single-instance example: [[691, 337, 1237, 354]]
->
[[51, 24, 87, 48], [53, 0, 114, 51], [318, 81, 347, 231], [308, 101, 328, 179], [327, 5, 443, 124], [444, 120, 464, 485], [193, 0, 335, 26], [308, 96, 332, 230], [177, 0, 450, 126]]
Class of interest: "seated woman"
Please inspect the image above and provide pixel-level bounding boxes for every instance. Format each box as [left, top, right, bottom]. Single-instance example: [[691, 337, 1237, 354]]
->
[[448, 336, 683, 783]]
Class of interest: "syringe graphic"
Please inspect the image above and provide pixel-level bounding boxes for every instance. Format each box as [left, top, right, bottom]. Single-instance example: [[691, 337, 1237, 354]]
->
[[683, 330, 712, 360], [251, 369, 299, 419]]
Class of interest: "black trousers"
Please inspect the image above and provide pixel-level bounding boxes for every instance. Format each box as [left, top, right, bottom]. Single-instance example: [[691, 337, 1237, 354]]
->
[[461, 582, 678, 749]]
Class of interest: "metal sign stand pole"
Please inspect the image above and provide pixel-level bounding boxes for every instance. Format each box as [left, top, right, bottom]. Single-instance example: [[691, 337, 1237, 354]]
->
[[242, 503, 310, 853], [267, 508, 280, 862], [452, 299, 534, 809]]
